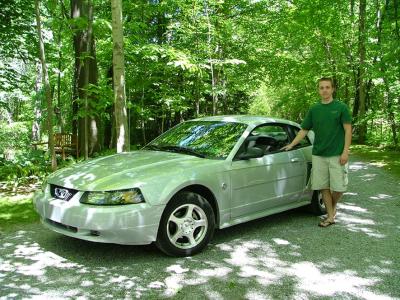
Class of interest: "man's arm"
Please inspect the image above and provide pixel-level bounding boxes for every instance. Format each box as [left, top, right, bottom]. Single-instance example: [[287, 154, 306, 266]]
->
[[281, 129, 309, 151], [340, 123, 352, 165]]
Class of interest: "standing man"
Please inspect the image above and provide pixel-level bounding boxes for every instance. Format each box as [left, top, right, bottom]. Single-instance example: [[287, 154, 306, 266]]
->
[[282, 77, 352, 227]]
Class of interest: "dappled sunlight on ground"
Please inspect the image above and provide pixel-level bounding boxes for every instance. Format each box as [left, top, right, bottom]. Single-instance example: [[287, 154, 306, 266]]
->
[[370, 161, 388, 168], [0, 156, 399, 299], [0, 182, 40, 197], [1, 216, 398, 300], [370, 194, 393, 200], [358, 173, 378, 181], [349, 162, 370, 171], [339, 203, 368, 213], [334, 159, 399, 241]]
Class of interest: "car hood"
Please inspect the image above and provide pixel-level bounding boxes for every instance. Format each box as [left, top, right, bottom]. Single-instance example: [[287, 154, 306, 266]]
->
[[47, 150, 220, 191]]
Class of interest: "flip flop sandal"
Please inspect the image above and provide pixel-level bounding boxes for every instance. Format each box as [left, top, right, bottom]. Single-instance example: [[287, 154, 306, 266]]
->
[[322, 211, 337, 221], [318, 220, 335, 227]]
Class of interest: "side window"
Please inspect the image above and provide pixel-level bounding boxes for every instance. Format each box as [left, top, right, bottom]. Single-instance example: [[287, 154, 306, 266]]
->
[[290, 126, 311, 147], [249, 124, 290, 154]]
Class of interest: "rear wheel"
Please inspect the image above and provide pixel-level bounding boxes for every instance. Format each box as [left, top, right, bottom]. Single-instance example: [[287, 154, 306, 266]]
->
[[309, 190, 326, 215], [156, 191, 215, 257]]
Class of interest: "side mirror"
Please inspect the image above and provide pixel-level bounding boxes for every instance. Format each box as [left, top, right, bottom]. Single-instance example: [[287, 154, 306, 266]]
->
[[238, 146, 264, 160]]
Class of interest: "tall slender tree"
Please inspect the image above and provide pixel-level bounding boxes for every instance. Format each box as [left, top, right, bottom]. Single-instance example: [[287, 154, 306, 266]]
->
[[111, 0, 129, 152], [71, 0, 100, 157], [83, 0, 94, 159], [357, 0, 367, 143], [35, 0, 57, 170]]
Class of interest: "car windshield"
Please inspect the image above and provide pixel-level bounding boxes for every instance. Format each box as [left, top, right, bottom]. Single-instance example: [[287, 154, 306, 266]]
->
[[143, 121, 247, 159]]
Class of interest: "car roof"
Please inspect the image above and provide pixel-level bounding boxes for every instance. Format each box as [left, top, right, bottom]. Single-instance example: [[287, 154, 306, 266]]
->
[[191, 115, 300, 127]]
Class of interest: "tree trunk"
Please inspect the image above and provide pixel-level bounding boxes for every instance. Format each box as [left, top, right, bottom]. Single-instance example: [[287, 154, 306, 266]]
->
[[343, 40, 359, 117], [395, 0, 400, 39], [357, 0, 367, 143], [83, 0, 93, 160], [32, 65, 42, 142], [204, 0, 218, 115], [71, 0, 100, 157], [71, 0, 83, 147], [344, 77, 350, 105], [379, 0, 398, 146], [35, 0, 57, 170], [104, 66, 114, 149], [111, 0, 129, 152], [383, 78, 398, 146], [56, 1, 63, 133], [88, 42, 100, 155], [141, 87, 146, 145]]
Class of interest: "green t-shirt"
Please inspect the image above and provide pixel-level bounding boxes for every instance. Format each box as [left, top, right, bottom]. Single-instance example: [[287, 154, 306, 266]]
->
[[301, 99, 352, 157]]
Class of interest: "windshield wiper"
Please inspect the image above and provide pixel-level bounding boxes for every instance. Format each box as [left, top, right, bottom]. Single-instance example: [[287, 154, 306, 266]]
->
[[159, 145, 206, 158], [144, 144, 206, 158], [143, 144, 163, 151]]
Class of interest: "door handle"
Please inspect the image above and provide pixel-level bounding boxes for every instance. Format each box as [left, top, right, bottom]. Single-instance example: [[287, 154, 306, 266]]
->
[[291, 158, 300, 163]]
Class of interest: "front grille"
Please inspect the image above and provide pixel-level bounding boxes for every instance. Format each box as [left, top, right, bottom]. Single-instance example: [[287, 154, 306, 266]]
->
[[50, 184, 78, 201], [46, 219, 78, 233]]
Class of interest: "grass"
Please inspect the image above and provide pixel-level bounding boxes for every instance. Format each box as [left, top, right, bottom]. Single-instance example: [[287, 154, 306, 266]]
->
[[350, 144, 400, 178], [0, 194, 39, 231]]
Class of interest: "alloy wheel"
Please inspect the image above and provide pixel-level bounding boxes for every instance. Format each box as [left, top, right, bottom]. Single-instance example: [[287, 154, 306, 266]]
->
[[166, 203, 208, 249]]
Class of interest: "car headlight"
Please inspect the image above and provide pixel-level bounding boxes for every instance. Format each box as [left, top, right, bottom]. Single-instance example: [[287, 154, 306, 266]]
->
[[80, 188, 145, 205]]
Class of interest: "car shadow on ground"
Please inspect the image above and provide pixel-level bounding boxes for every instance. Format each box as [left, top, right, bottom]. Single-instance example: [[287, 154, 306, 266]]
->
[[1, 158, 399, 299]]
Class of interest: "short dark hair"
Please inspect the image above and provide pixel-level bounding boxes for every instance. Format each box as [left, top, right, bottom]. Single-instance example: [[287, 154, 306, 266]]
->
[[318, 77, 335, 88]]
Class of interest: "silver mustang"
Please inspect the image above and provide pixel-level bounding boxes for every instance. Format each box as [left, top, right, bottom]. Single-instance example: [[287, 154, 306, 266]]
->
[[33, 115, 325, 256]]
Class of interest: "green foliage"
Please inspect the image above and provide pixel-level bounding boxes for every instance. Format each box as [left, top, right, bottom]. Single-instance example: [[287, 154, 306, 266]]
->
[[0, 0, 36, 93], [0, 150, 51, 183], [76, 82, 114, 119], [0, 122, 31, 155]]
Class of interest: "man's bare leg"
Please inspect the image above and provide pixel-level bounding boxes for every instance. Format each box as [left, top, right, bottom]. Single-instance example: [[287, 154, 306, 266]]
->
[[331, 191, 343, 219], [321, 189, 335, 222]]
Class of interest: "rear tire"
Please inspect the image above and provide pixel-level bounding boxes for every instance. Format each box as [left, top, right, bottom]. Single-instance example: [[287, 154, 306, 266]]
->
[[309, 190, 326, 215], [156, 191, 215, 257]]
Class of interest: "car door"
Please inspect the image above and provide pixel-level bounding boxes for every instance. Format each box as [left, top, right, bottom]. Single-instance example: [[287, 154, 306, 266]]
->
[[288, 124, 313, 195], [230, 123, 307, 218]]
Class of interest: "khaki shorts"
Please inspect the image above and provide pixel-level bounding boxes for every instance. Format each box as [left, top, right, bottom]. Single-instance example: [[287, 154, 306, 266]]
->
[[311, 155, 349, 192]]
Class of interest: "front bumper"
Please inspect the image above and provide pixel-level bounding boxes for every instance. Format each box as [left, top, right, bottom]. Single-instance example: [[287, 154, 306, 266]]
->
[[33, 188, 165, 245]]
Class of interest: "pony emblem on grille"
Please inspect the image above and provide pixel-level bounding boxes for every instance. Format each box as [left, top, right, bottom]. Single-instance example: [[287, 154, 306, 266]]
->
[[54, 188, 72, 200]]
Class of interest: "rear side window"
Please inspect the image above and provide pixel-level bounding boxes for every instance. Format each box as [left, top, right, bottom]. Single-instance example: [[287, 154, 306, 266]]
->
[[290, 126, 311, 147], [252, 125, 290, 145], [244, 124, 291, 154]]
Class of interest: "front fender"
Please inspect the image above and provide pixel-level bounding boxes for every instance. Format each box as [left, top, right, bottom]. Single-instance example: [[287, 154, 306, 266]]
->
[[140, 162, 231, 212]]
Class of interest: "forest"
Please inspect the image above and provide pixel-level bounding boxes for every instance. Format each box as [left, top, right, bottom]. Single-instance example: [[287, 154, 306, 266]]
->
[[0, 0, 399, 179]]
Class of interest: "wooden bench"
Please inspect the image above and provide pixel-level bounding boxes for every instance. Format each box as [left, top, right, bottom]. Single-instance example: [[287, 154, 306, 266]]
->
[[54, 133, 79, 160], [32, 133, 78, 160]]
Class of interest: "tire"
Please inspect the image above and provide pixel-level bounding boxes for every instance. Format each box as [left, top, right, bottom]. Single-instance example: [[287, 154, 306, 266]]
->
[[309, 190, 326, 215], [155, 191, 215, 257]]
